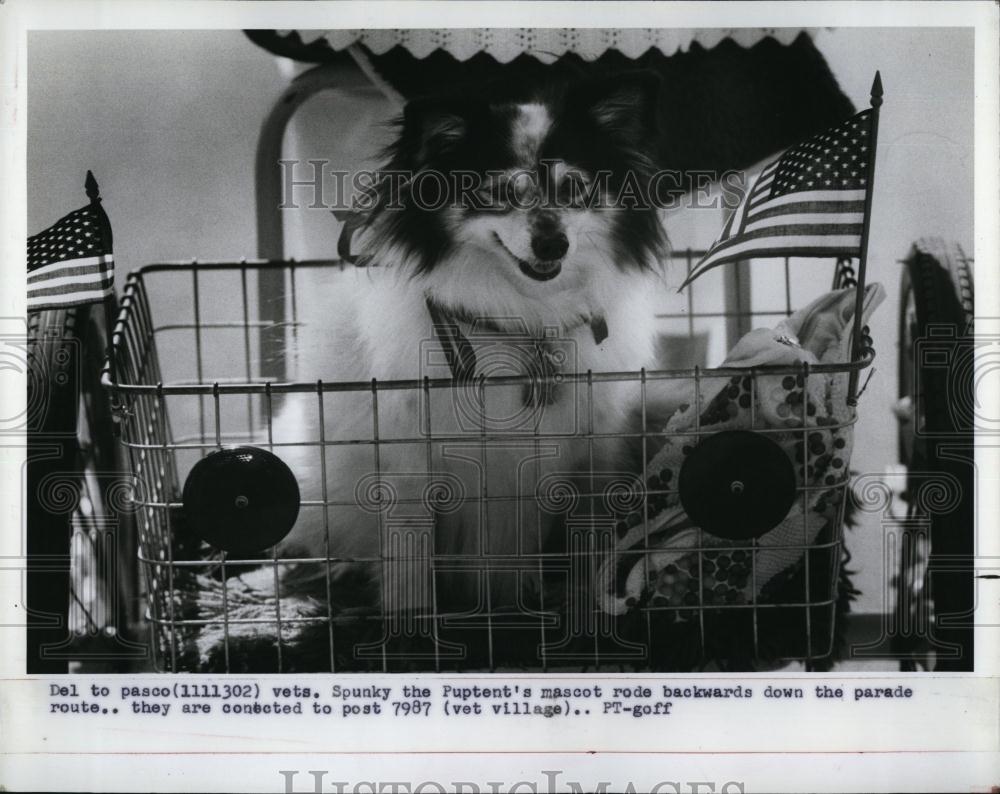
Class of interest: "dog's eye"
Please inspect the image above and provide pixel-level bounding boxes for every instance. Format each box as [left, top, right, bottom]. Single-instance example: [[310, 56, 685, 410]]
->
[[474, 180, 508, 211], [556, 172, 589, 208]]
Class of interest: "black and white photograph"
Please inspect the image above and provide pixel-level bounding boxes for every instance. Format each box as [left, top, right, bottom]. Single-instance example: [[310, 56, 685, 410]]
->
[[2, 2, 998, 792]]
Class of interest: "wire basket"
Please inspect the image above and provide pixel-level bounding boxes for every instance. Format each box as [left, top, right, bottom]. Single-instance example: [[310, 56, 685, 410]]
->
[[105, 253, 874, 672]]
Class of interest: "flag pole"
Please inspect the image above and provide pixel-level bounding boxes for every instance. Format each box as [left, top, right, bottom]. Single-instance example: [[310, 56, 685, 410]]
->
[[86, 170, 118, 387], [847, 72, 883, 405]]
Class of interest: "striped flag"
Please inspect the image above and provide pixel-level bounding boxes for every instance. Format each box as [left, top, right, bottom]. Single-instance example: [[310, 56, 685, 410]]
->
[[681, 108, 874, 288], [27, 174, 114, 311]]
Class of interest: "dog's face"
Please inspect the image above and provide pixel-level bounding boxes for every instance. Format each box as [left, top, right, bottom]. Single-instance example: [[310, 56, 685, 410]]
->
[[365, 73, 668, 318], [459, 139, 596, 285]]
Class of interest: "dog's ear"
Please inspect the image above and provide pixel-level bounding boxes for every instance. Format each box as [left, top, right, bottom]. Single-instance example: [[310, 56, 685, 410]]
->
[[401, 96, 476, 164], [576, 71, 661, 140]]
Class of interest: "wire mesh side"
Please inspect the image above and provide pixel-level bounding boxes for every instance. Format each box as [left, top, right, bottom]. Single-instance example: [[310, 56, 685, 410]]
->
[[108, 257, 871, 672]]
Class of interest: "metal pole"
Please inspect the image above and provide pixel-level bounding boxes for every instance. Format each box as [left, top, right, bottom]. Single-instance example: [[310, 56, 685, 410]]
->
[[847, 71, 883, 405], [85, 170, 119, 389], [254, 61, 379, 381]]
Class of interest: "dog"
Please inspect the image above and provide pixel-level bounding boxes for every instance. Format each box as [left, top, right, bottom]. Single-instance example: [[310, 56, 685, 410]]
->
[[268, 71, 673, 623]]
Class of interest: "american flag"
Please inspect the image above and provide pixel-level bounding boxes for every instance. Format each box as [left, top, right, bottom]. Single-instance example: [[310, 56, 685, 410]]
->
[[681, 109, 874, 288], [27, 180, 114, 312]]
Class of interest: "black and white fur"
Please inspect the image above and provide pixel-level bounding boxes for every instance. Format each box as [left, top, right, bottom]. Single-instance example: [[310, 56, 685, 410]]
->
[[270, 73, 671, 612]]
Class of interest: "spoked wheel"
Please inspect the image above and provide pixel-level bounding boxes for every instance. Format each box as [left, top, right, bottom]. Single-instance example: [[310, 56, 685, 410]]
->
[[26, 302, 146, 672], [893, 239, 974, 671]]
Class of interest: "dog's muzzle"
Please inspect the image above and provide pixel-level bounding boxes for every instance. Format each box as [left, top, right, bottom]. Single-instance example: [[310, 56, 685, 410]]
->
[[519, 258, 562, 281], [493, 233, 562, 281]]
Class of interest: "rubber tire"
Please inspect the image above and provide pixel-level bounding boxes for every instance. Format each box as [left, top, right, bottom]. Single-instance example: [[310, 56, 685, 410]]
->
[[26, 303, 142, 671], [895, 240, 974, 672], [898, 240, 974, 467]]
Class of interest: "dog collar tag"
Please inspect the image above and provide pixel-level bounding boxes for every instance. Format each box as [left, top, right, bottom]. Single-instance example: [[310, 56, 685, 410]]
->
[[590, 316, 608, 345]]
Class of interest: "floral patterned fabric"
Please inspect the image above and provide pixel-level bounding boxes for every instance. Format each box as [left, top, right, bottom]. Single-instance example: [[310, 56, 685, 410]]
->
[[597, 283, 884, 617]]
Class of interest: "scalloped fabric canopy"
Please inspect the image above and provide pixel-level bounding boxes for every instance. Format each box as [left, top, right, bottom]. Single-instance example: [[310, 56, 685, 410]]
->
[[279, 28, 817, 64]]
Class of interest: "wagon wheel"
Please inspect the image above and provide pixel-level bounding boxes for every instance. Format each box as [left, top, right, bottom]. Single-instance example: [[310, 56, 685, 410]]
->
[[26, 302, 146, 672], [897, 241, 974, 467], [894, 239, 974, 671]]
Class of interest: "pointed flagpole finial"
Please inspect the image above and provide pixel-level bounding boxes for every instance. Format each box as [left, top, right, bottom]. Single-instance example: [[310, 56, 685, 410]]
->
[[870, 71, 883, 108], [85, 170, 101, 203]]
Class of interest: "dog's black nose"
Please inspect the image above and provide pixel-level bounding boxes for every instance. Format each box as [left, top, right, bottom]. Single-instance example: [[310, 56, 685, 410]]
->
[[531, 232, 569, 261]]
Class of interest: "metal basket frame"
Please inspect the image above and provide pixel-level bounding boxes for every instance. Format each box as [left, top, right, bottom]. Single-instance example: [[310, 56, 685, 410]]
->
[[104, 252, 874, 672]]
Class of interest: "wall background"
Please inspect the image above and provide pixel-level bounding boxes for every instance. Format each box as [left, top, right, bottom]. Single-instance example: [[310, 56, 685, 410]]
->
[[27, 28, 975, 617]]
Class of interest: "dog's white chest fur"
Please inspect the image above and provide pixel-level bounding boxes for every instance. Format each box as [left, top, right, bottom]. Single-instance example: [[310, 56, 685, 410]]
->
[[270, 265, 665, 604]]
